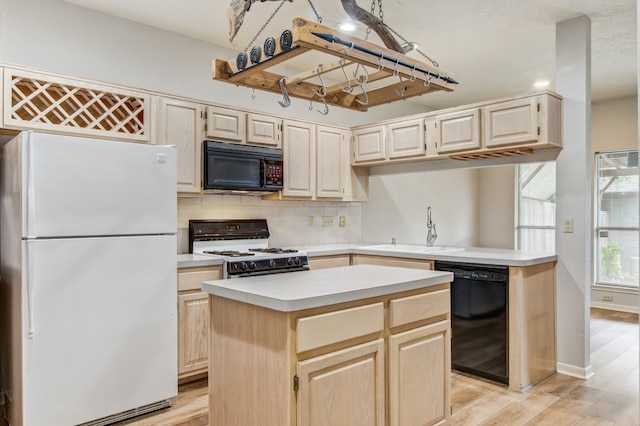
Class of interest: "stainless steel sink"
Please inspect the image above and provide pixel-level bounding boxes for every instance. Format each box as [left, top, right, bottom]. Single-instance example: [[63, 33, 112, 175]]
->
[[361, 244, 464, 253]]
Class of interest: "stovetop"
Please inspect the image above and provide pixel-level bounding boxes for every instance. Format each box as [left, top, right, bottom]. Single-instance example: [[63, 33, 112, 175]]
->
[[189, 219, 308, 278]]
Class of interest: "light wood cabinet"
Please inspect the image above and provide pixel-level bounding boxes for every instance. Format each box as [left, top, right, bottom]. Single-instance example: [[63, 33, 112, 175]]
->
[[2, 67, 151, 143], [484, 96, 556, 148], [247, 113, 281, 147], [208, 282, 451, 426], [316, 125, 345, 198], [388, 118, 426, 159], [297, 339, 385, 426], [156, 97, 203, 195], [389, 320, 450, 426], [308, 254, 351, 270], [352, 254, 434, 270], [205, 105, 246, 141], [177, 291, 209, 378], [276, 121, 367, 201], [352, 125, 386, 162], [282, 120, 315, 197], [177, 265, 221, 383], [434, 108, 482, 154]]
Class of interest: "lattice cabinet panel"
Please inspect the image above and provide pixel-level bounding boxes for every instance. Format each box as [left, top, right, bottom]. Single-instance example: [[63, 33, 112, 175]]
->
[[2, 68, 151, 142]]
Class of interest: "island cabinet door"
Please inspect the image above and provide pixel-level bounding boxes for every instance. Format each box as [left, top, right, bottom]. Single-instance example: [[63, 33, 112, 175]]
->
[[296, 339, 385, 426], [388, 320, 451, 426]]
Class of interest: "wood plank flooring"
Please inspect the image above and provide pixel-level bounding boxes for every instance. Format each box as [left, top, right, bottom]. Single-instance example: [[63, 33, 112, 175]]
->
[[2, 308, 635, 426]]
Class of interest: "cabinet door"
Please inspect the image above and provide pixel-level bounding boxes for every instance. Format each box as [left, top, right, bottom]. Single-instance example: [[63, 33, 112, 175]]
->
[[205, 105, 246, 141], [178, 292, 209, 379], [247, 113, 281, 147], [352, 125, 386, 163], [389, 321, 450, 426], [388, 119, 425, 159], [283, 120, 315, 197], [157, 98, 203, 195], [434, 108, 481, 153], [297, 339, 385, 426], [484, 98, 538, 148], [316, 125, 344, 198]]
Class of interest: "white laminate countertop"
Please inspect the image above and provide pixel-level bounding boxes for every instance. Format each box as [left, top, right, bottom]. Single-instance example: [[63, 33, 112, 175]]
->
[[201, 264, 453, 312], [177, 243, 557, 269]]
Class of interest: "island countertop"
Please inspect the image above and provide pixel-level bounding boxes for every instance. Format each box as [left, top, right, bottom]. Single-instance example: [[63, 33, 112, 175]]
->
[[201, 264, 453, 312]]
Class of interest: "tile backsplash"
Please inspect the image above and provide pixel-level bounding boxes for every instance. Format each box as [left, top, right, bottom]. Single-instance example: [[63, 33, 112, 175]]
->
[[177, 194, 363, 253]]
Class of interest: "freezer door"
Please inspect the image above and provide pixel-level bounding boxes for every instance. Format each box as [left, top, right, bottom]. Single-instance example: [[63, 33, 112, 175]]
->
[[22, 132, 176, 237], [22, 236, 177, 426]]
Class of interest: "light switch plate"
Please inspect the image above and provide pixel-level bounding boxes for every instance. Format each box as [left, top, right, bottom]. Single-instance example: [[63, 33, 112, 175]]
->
[[563, 217, 574, 233]]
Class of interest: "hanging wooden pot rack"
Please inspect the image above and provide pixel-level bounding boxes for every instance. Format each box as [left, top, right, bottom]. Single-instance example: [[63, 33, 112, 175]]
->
[[212, 17, 457, 112]]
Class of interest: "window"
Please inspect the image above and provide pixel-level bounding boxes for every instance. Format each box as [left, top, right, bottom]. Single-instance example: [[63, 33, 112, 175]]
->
[[595, 150, 639, 289], [517, 162, 556, 251]]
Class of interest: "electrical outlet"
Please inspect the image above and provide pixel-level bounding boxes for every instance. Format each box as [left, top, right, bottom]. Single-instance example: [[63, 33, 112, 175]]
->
[[322, 216, 334, 227], [339, 216, 346, 227], [308, 216, 314, 227], [563, 217, 574, 233], [602, 295, 613, 301]]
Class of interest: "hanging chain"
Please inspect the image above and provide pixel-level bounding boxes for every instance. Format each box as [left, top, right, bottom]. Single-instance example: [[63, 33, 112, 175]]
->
[[306, 0, 322, 23], [382, 23, 439, 67], [243, 0, 289, 52]]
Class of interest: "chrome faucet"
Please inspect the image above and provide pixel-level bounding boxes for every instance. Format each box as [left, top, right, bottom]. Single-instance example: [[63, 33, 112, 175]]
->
[[426, 207, 437, 246]]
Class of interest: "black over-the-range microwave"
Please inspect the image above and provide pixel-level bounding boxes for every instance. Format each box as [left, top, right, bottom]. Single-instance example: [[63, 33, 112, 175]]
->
[[203, 140, 284, 195]]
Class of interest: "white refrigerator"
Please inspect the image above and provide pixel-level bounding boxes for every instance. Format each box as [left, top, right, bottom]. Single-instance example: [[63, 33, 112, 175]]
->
[[0, 132, 178, 426]]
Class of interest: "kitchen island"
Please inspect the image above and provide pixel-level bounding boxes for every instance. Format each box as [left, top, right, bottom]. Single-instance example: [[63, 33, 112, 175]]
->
[[202, 264, 453, 426]]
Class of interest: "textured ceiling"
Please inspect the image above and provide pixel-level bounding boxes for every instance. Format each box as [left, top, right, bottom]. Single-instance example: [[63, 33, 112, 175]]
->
[[62, 0, 636, 110]]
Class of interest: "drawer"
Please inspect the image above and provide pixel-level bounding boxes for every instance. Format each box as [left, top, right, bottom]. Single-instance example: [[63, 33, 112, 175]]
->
[[178, 267, 222, 292], [389, 289, 450, 328], [308, 255, 350, 270], [296, 303, 384, 353]]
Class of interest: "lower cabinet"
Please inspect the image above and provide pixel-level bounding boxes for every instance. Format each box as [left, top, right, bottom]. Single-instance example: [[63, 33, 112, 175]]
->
[[296, 339, 385, 426], [389, 321, 450, 426], [177, 292, 209, 380], [352, 254, 434, 270], [307, 254, 351, 270], [209, 284, 451, 425], [177, 265, 221, 382]]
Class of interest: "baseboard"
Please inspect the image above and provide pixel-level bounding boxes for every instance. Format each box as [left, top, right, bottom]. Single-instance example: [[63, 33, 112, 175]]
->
[[556, 362, 594, 380], [590, 301, 639, 314]]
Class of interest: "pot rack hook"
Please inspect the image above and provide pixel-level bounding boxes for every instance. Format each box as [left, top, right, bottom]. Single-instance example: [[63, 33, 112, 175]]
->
[[309, 100, 314, 111], [312, 65, 327, 98], [278, 77, 291, 108], [393, 57, 400, 76], [378, 54, 384, 72], [338, 59, 353, 93], [410, 66, 417, 83], [395, 74, 406, 97], [251, 88, 256, 100], [424, 73, 433, 87], [354, 64, 370, 106], [316, 95, 329, 115]]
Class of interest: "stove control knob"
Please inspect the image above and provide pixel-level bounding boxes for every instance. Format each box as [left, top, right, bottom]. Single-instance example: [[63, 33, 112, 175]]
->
[[240, 262, 248, 270], [294, 257, 301, 265], [287, 258, 294, 266], [269, 259, 277, 268], [248, 261, 256, 270]]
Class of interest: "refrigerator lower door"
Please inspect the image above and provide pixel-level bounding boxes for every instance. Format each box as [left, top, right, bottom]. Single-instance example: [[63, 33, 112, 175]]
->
[[22, 132, 177, 238], [22, 235, 177, 426]]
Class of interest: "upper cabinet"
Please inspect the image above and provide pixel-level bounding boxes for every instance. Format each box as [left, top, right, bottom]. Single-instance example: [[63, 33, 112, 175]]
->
[[204, 106, 246, 142], [387, 118, 426, 159], [272, 120, 367, 201], [247, 113, 281, 147], [352, 125, 386, 163], [2, 67, 151, 143], [352, 92, 562, 166], [433, 108, 481, 154], [155, 97, 203, 196]]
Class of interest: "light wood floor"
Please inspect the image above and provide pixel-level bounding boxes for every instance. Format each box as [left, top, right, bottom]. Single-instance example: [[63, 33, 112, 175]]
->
[[2, 309, 635, 426]]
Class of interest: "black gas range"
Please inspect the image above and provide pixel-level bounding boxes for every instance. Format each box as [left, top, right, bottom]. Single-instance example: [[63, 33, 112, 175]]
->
[[188, 219, 309, 278]]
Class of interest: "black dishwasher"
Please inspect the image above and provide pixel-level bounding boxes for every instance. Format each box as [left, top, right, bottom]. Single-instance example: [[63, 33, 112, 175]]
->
[[435, 261, 508, 384]]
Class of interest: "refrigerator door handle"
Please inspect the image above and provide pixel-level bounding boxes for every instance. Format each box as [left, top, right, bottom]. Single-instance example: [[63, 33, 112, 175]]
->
[[26, 241, 35, 338]]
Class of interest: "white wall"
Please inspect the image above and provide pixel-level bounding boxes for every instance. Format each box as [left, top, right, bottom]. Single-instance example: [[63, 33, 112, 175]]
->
[[477, 166, 516, 249], [0, 0, 429, 127], [362, 163, 481, 246]]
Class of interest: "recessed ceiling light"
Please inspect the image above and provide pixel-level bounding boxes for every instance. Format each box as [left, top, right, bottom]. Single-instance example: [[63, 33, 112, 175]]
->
[[534, 80, 550, 87], [339, 22, 356, 32]]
